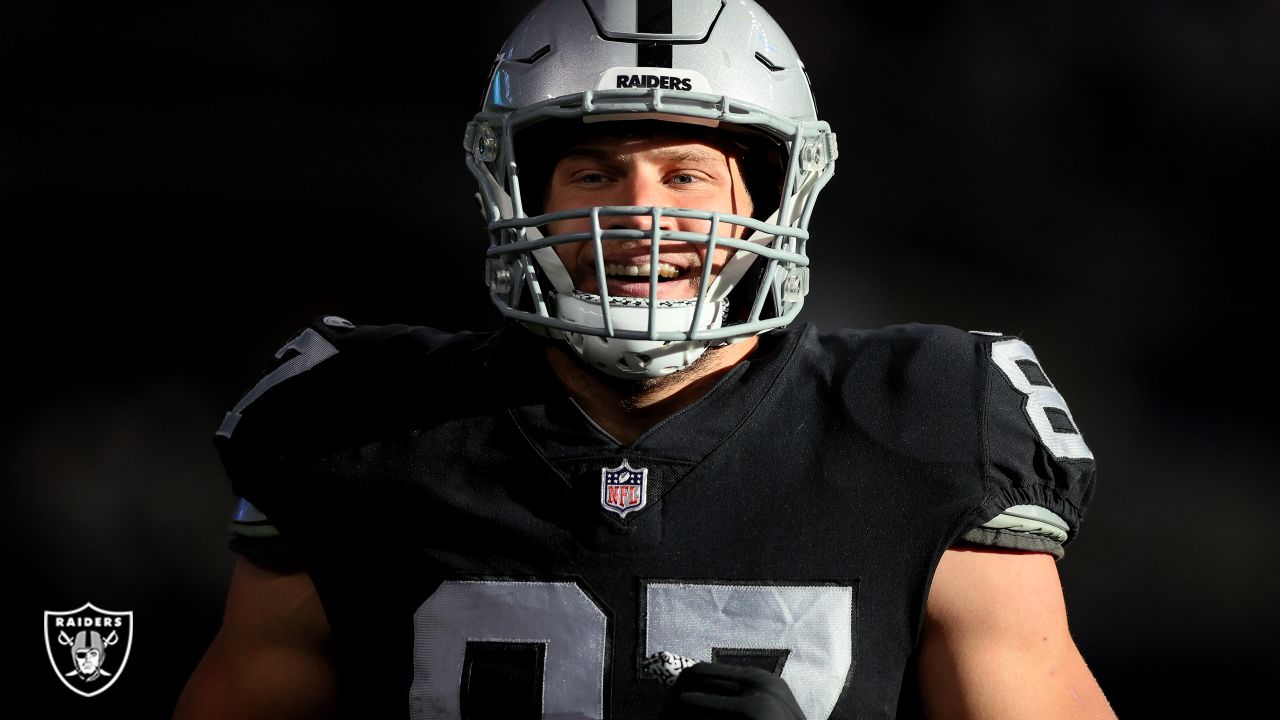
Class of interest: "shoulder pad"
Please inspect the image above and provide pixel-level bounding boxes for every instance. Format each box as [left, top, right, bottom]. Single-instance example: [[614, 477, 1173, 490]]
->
[[809, 323, 990, 465]]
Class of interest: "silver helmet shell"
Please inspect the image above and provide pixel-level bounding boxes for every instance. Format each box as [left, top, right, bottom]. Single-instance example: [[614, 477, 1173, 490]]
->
[[465, 0, 837, 378]]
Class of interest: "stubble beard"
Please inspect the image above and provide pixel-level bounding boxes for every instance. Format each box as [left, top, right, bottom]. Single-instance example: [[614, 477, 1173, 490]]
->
[[607, 342, 729, 411]]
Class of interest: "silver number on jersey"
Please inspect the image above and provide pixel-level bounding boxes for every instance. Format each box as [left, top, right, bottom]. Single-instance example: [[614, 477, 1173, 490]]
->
[[216, 328, 339, 439], [644, 583, 853, 720], [411, 580, 853, 719], [410, 580, 608, 720], [990, 338, 1094, 460]]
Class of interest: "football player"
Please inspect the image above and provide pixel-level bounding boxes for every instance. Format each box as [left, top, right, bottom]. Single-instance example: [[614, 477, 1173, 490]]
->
[[177, 1, 1115, 718]]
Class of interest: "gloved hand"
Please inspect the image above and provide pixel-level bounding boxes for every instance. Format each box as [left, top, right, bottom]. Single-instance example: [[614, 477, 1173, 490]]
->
[[657, 662, 806, 720]]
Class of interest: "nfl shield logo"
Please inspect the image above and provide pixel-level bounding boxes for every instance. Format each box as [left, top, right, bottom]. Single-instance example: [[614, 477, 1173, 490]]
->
[[601, 460, 648, 517], [44, 602, 133, 697]]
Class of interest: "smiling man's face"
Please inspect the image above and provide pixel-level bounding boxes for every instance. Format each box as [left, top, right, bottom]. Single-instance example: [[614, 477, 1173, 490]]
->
[[542, 131, 755, 300]]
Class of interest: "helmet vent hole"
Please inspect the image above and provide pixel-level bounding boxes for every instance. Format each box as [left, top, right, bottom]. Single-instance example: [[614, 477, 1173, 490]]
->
[[514, 45, 551, 65], [754, 52, 784, 72]]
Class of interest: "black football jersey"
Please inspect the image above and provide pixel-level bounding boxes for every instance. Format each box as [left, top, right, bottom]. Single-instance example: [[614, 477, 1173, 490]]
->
[[215, 317, 1096, 719]]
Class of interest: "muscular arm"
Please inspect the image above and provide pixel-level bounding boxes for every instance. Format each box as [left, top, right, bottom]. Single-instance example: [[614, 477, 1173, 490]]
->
[[918, 547, 1115, 720], [175, 556, 338, 720]]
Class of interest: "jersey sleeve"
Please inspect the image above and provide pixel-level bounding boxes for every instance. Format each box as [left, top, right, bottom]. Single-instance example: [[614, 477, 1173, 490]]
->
[[964, 334, 1097, 557], [210, 314, 486, 563], [211, 315, 358, 561]]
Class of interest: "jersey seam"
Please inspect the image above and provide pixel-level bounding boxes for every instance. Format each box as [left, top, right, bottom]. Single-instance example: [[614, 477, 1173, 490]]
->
[[978, 336, 997, 523], [908, 335, 1001, 653], [694, 326, 810, 467], [505, 407, 576, 488]]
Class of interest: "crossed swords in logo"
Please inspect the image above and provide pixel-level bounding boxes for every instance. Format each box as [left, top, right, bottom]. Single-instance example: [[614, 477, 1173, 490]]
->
[[57, 630, 119, 677]]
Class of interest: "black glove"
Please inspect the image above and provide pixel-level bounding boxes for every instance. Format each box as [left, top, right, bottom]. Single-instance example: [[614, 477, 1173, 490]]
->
[[658, 662, 806, 720]]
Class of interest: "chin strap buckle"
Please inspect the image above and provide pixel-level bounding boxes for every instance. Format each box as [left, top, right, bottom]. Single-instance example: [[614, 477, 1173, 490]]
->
[[486, 258, 513, 293], [782, 266, 809, 303], [467, 122, 499, 162]]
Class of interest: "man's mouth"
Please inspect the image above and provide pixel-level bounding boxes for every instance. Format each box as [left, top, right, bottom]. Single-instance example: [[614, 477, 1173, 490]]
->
[[604, 261, 682, 280], [593, 259, 703, 299]]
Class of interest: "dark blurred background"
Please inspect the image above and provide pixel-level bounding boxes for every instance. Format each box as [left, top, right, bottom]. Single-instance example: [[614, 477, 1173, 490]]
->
[[4, 1, 1277, 716]]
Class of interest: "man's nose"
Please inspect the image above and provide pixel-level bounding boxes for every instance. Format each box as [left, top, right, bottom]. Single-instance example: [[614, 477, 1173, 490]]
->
[[603, 177, 678, 231]]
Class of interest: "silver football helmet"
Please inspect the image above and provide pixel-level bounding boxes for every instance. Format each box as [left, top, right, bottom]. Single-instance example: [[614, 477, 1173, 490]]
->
[[465, 0, 837, 378]]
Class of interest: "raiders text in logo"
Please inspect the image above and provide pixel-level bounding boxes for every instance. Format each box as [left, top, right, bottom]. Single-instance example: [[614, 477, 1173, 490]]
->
[[44, 602, 134, 697]]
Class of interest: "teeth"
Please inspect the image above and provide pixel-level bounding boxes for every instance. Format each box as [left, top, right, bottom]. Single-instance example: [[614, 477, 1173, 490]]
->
[[605, 262, 681, 278]]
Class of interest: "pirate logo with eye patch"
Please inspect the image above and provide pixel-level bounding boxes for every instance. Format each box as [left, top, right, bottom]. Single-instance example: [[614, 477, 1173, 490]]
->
[[44, 603, 133, 697]]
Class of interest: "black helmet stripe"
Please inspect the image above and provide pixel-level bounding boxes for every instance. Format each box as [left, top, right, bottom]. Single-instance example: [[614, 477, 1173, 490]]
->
[[637, 0, 673, 67]]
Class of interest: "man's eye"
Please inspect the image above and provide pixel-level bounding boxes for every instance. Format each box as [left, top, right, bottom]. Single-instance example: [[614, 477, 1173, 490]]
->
[[669, 173, 697, 185], [575, 172, 608, 184]]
